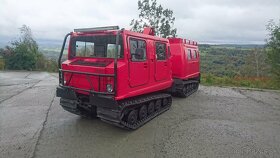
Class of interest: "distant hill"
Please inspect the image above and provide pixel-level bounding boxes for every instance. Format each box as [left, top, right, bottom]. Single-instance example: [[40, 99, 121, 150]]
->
[[0, 38, 63, 48], [199, 44, 265, 49], [0, 40, 11, 48], [37, 39, 63, 48]]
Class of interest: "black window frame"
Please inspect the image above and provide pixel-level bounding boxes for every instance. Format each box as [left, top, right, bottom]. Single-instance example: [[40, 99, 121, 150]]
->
[[129, 38, 147, 62], [193, 50, 197, 59], [187, 49, 192, 60], [70, 34, 124, 59], [168, 46, 171, 58], [155, 42, 167, 61]]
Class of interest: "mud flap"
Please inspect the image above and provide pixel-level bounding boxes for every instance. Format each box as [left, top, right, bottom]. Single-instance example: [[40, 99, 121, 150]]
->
[[56, 86, 77, 100], [89, 95, 117, 108], [60, 98, 82, 115], [89, 94, 122, 123]]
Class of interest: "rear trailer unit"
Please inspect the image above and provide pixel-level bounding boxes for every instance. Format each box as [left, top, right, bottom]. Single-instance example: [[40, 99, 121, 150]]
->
[[168, 38, 200, 97]]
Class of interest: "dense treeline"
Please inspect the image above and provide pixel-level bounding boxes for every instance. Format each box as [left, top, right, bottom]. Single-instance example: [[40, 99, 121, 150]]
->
[[199, 45, 279, 89], [199, 45, 270, 78], [199, 20, 280, 89]]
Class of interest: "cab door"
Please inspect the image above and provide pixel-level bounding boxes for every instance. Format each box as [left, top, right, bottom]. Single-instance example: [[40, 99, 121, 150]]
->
[[154, 42, 169, 81], [128, 38, 149, 87]]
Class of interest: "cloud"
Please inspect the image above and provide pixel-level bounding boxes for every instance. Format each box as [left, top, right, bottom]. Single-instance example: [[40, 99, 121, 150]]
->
[[0, 0, 279, 44], [162, 0, 280, 43], [0, 0, 137, 40]]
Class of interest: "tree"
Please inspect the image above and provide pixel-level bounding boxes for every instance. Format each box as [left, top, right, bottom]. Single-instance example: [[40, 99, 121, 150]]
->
[[241, 48, 269, 77], [130, 0, 177, 38], [266, 19, 280, 81], [19, 25, 39, 55], [3, 25, 40, 70]]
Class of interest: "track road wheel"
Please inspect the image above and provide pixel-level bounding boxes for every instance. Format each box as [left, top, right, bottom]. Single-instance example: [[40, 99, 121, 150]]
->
[[196, 83, 199, 90], [147, 101, 155, 115], [178, 85, 188, 98], [155, 99, 162, 111], [139, 105, 148, 120], [127, 110, 138, 125], [162, 98, 168, 107]]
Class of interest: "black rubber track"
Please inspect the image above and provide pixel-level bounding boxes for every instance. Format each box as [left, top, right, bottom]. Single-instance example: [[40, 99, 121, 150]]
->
[[176, 81, 199, 98], [119, 93, 172, 130], [100, 93, 172, 130]]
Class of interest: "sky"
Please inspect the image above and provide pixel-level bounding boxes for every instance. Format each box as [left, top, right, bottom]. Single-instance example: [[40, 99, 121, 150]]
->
[[0, 0, 279, 45]]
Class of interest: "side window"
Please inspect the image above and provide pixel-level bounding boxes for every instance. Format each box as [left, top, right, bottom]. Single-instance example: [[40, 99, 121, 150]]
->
[[187, 49, 192, 60], [193, 50, 197, 59], [107, 44, 121, 58], [129, 38, 146, 62], [156, 42, 167, 60]]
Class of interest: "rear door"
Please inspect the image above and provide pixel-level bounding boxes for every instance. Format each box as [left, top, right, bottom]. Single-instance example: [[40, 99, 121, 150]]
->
[[186, 48, 199, 76], [185, 48, 193, 76], [155, 42, 169, 81], [128, 38, 149, 87], [192, 49, 200, 74]]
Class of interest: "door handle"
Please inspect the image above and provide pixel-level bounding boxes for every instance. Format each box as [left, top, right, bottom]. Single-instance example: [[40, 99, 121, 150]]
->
[[164, 62, 167, 66], [144, 63, 148, 68]]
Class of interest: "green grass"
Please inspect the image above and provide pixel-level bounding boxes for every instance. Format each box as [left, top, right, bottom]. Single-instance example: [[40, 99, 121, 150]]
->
[[201, 73, 280, 90]]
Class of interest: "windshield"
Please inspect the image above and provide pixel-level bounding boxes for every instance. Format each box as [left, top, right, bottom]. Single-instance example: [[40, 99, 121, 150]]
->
[[70, 35, 123, 58]]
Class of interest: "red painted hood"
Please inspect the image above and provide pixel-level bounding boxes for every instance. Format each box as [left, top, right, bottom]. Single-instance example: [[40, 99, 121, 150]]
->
[[61, 58, 115, 94]]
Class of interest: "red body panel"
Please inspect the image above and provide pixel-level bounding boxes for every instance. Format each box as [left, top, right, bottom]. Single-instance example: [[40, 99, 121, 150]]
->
[[62, 30, 173, 101], [169, 38, 200, 80]]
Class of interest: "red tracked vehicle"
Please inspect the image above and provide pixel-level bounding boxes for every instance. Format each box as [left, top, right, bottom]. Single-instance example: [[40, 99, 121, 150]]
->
[[56, 26, 200, 129]]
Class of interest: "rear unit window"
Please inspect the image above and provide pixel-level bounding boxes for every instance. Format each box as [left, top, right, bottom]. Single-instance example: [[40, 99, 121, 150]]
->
[[193, 50, 197, 59], [187, 49, 192, 60]]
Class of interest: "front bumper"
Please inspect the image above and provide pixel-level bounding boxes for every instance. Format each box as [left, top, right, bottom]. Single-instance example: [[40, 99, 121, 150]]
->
[[56, 86, 122, 121]]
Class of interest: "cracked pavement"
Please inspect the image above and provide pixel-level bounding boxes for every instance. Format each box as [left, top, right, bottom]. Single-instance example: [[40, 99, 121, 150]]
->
[[0, 71, 280, 158]]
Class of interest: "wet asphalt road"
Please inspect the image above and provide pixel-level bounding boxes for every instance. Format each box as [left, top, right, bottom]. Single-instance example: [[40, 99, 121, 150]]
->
[[0, 71, 280, 158]]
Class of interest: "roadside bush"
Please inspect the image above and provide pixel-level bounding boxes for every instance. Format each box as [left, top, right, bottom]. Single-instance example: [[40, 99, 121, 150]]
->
[[0, 58, 5, 70], [2, 25, 41, 71]]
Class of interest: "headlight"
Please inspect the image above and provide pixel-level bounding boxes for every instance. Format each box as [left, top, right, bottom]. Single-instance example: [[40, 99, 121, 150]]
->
[[106, 84, 113, 93]]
